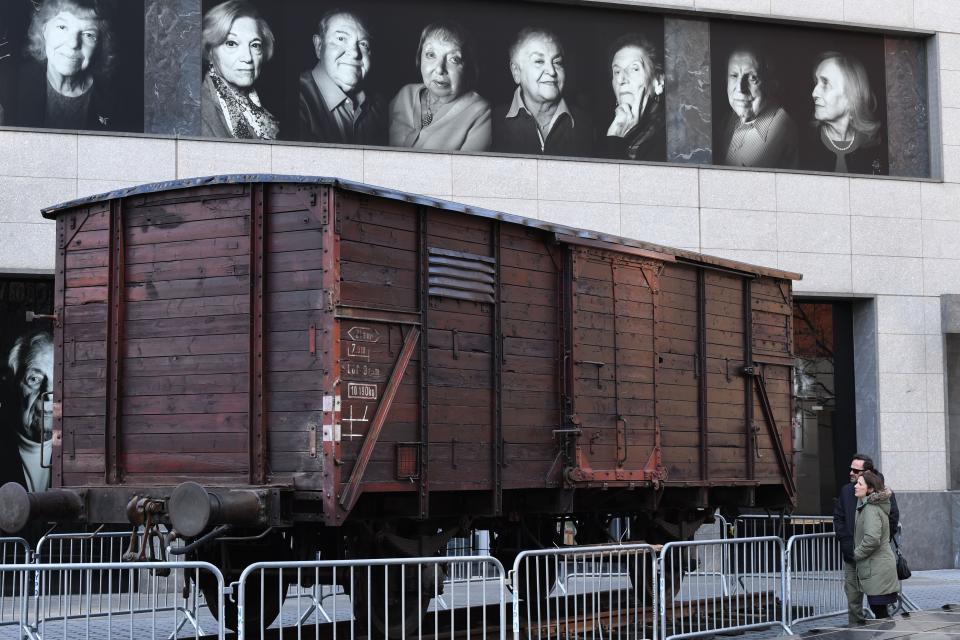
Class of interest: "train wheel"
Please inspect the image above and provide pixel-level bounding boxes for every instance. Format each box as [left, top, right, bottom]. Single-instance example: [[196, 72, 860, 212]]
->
[[350, 562, 441, 639]]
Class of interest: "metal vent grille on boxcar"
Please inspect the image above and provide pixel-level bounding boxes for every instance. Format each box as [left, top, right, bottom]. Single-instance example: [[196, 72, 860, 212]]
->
[[427, 247, 496, 303]]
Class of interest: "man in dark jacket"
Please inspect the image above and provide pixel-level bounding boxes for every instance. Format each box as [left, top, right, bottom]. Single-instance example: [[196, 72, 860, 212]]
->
[[834, 453, 900, 624]]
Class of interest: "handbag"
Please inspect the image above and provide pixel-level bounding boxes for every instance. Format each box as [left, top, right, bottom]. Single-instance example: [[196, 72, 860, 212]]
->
[[893, 536, 911, 580]]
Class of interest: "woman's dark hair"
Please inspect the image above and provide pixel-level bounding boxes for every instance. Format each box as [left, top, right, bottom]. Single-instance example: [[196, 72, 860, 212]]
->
[[415, 22, 477, 91], [27, 0, 116, 77], [861, 469, 885, 493], [203, 0, 275, 65]]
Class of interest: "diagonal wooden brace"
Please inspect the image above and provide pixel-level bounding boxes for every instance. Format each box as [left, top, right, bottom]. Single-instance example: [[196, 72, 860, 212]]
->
[[339, 326, 421, 512], [752, 370, 797, 500]]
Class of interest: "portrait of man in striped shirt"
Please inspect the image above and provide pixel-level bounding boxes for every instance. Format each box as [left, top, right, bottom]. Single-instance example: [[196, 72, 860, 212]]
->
[[717, 47, 798, 170]]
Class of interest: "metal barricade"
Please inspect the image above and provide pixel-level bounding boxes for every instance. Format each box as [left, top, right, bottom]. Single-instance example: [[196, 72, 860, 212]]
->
[[732, 514, 834, 542], [3, 560, 224, 640], [32, 529, 203, 637], [660, 536, 790, 640], [237, 555, 507, 640], [512, 543, 658, 640], [34, 529, 132, 566], [784, 532, 845, 629], [0, 537, 33, 635]]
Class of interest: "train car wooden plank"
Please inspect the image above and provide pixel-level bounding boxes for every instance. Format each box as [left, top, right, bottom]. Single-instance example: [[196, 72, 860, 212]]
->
[[64, 285, 108, 306], [121, 452, 247, 474], [340, 240, 417, 270], [339, 218, 417, 251], [341, 281, 418, 309], [120, 393, 247, 415], [268, 249, 324, 274], [125, 214, 250, 248], [63, 303, 107, 324], [121, 412, 248, 434], [123, 333, 247, 358], [65, 248, 110, 270], [123, 373, 249, 396], [126, 236, 248, 267], [501, 283, 555, 307], [124, 314, 250, 340], [125, 275, 249, 301], [341, 262, 416, 290]]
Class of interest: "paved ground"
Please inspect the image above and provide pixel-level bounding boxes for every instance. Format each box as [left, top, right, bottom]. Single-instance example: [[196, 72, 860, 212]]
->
[[747, 570, 960, 639]]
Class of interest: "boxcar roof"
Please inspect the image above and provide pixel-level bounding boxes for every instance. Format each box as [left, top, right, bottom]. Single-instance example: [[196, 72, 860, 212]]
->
[[41, 174, 801, 281]]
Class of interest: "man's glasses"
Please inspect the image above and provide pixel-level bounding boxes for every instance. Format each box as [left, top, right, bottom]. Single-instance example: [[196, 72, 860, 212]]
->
[[849, 467, 865, 474]]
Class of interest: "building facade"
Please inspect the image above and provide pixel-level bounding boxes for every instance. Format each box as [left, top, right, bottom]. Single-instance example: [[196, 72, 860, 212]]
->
[[0, 0, 956, 567]]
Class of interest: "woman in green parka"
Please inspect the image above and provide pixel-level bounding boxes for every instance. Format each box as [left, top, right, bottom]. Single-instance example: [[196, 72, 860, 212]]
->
[[853, 470, 900, 618]]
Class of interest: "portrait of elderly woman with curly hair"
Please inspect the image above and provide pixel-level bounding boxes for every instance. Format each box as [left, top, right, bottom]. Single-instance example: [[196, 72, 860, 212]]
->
[[10, 0, 122, 131]]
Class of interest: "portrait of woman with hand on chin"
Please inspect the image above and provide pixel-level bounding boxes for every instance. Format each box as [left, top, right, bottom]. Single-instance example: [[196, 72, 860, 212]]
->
[[601, 33, 665, 161]]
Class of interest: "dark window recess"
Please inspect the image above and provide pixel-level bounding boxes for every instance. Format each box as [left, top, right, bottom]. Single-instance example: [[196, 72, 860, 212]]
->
[[427, 247, 496, 303]]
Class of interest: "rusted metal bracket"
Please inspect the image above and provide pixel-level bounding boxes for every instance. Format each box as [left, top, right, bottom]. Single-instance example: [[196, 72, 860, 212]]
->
[[639, 261, 665, 294], [566, 416, 666, 487], [339, 326, 421, 512], [566, 444, 666, 486]]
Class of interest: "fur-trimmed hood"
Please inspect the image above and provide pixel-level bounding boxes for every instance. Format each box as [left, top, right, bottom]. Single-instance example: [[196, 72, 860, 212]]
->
[[858, 487, 893, 514]]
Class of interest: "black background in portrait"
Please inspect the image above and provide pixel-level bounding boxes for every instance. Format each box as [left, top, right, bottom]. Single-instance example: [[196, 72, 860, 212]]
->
[[214, 0, 662, 159], [0, 0, 145, 132], [710, 19, 888, 175], [0, 2, 30, 125], [0, 276, 53, 491]]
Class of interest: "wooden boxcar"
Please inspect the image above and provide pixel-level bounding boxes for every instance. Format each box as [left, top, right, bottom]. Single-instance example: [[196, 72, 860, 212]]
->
[[0, 175, 798, 616]]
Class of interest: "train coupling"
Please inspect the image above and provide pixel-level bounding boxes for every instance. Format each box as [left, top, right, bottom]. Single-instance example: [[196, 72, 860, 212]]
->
[[0, 482, 84, 533], [167, 482, 267, 538]]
